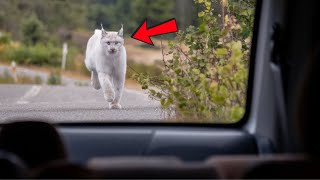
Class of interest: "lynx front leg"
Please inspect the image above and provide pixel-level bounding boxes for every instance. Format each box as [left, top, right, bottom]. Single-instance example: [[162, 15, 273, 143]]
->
[[91, 71, 101, 90], [98, 72, 115, 103], [110, 74, 125, 109]]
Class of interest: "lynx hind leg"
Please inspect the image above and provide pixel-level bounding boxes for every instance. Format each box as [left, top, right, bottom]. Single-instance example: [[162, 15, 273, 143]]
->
[[91, 71, 101, 90]]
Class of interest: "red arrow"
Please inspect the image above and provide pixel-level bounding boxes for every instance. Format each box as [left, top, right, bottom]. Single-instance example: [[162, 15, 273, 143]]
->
[[131, 18, 178, 46]]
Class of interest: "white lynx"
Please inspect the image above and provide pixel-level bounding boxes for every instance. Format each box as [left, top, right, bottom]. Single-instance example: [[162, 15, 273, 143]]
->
[[85, 25, 126, 109]]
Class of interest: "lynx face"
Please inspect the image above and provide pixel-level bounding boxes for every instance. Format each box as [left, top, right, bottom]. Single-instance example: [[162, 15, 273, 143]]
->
[[100, 27, 124, 56]]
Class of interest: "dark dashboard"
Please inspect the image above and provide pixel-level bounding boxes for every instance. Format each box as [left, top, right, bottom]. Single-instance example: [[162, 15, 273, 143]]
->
[[58, 126, 267, 164]]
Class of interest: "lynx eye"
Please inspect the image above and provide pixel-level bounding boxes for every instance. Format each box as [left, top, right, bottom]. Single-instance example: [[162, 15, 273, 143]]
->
[[115, 42, 118, 45], [107, 42, 110, 45]]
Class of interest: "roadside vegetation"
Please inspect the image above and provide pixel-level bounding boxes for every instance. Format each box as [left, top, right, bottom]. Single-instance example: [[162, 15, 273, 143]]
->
[[0, 70, 43, 85], [134, 0, 255, 123]]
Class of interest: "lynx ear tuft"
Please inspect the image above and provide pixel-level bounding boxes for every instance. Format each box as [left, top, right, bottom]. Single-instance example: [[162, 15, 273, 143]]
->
[[118, 24, 123, 38], [101, 23, 107, 37]]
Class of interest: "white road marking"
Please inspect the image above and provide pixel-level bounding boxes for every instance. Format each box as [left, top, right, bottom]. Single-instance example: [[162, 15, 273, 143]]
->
[[16, 85, 42, 104]]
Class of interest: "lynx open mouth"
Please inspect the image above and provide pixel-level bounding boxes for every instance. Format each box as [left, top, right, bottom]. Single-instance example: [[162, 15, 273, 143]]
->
[[109, 50, 117, 54]]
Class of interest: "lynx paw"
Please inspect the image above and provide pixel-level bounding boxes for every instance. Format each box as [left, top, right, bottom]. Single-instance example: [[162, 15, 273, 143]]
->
[[104, 89, 115, 102], [110, 103, 122, 109]]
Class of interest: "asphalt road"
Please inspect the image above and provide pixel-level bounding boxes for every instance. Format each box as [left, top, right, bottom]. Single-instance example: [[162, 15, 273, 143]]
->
[[0, 85, 164, 123]]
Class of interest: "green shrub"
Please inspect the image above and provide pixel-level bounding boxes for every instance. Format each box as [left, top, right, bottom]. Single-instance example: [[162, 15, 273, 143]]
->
[[1, 41, 82, 72], [21, 14, 45, 46], [47, 71, 62, 85], [74, 81, 89, 86], [34, 75, 43, 84], [0, 70, 14, 84], [0, 32, 11, 44], [17, 75, 37, 84], [0, 70, 44, 84], [2, 46, 30, 64], [28, 44, 61, 66], [3, 44, 61, 66], [134, 0, 255, 123]]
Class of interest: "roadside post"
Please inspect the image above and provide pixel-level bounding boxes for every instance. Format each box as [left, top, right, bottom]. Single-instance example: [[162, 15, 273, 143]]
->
[[11, 61, 18, 83], [61, 42, 68, 71]]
